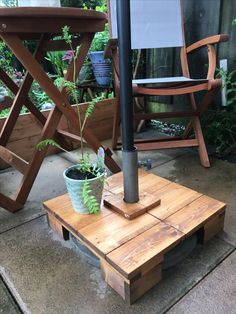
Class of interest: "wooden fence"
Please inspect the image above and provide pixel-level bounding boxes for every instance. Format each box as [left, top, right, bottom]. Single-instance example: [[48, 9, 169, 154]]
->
[[145, 0, 236, 106]]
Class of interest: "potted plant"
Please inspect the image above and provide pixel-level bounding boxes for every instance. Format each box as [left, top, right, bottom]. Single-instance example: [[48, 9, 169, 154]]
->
[[89, 25, 112, 87], [37, 26, 106, 215]]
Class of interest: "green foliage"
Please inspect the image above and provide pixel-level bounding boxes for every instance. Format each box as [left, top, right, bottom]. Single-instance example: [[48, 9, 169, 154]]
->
[[61, 0, 103, 9], [2, 0, 17, 6], [202, 110, 236, 156], [216, 68, 236, 107], [202, 69, 236, 157], [0, 42, 14, 76], [82, 179, 100, 214], [85, 99, 97, 119], [46, 51, 67, 77], [62, 25, 72, 44], [232, 19, 236, 26], [36, 139, 61, 151], [90, 25, 109, 52]]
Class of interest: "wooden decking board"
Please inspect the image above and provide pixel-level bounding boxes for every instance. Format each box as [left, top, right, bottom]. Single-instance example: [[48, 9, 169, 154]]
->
[[165, 195, 226, 236], [44, 193, 112, 231], [105, 168, 149, 192], [78, 212, 160, 257], [106, 222, 184, 279], [104, 191, 161, 219], [148, 182, 202, 220], [108, 172, 171, 195], [104, 172, 170, 219]]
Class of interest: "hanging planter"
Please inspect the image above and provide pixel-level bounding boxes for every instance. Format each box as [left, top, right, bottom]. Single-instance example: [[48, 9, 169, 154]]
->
[[89, 51, 112, 87], [89, 25, 112, 87]]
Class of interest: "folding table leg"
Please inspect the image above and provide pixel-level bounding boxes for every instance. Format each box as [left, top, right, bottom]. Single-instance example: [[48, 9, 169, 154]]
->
[[0, 32, 120, 210], [0, 36, 47, 146]]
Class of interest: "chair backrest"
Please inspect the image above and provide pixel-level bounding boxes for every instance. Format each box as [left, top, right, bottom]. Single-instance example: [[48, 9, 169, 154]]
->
[[108, 0, 184, 49]]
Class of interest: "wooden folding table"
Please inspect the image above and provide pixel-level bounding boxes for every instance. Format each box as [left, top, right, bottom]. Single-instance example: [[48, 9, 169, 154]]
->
[[0, 7, 120, 213]]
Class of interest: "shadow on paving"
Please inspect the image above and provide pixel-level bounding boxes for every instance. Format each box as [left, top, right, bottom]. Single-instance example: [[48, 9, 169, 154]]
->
[[0, 216, 233, 314]]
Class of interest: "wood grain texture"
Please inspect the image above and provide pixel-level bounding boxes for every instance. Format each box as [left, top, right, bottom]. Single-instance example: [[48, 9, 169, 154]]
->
[[78, 212, 159, 257], [105, 168, 148, 192], [203, 210, 225, 243], [103, 171, 171, 219], [107, 222, 183, 279], [126, 264, 162, 304], [109, 172, 170, 195], [44, 193, 112, 232], [104, 191, 160, 219], [47, 212, 69, 241], [165, 195, 226, 236], [0, 99, 115, 170], [100, 259, 128, 300], [149, 182, 202, 220]]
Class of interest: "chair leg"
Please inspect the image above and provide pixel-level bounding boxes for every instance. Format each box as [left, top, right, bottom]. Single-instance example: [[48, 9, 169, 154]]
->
[[193, 117, 210, 168]]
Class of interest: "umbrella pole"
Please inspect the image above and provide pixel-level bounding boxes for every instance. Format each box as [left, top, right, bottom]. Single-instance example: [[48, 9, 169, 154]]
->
[[117, 0, 139, 203]]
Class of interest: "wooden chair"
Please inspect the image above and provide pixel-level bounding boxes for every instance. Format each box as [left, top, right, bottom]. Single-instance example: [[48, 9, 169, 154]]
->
[[105, 0, 229, 167]]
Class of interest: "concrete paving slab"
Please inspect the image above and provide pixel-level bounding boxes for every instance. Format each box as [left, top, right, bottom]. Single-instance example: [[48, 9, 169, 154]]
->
[[168, 249, 236, 314], [0, 155, 72, 234], [153, 153, 236, 247], [0, 216, 233, 314], [0, 277, 21, 314]]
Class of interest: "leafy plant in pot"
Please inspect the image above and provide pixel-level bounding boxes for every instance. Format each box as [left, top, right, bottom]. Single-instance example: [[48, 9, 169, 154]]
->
[[37, 26, 106, 215]]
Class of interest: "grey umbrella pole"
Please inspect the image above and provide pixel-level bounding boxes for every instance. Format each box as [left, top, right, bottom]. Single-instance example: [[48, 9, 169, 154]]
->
[[117, 0, 139, 203]]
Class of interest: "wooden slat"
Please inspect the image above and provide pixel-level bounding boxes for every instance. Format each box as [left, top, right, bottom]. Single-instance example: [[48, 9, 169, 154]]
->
[[100, 259, 129, 300], [104, 190, 160, 219], [135, 139, 199, 150], [0, 99, 115, 170], [126, 264, 162, 304], [107, 222, 184, 279], [106, 168, 149, 192], [0, 145, 28, 174], [43, 193, 112, 232], [104, 172, 171, 219], [165, 195, 226, 236], [203, 210, 225, 243], [108, 172, 170, 195], [149, 182, 202, 220], [78, 212, 159, 257]]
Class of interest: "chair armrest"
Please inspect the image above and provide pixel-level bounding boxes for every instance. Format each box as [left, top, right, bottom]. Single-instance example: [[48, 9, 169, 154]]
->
[[104, 38, 118, 59], [186, 34, 229, 54]]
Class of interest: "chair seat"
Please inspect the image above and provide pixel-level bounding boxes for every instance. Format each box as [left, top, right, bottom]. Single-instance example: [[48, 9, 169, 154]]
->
[[132, 76, 208, 85]]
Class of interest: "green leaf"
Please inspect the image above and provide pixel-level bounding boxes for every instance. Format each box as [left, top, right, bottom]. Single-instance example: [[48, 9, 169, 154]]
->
[[82, 179, 100, 214], [36, 139, 61, 151]]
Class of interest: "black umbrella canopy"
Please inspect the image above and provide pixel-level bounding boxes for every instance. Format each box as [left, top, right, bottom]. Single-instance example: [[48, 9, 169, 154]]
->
[[116, 0, 139, 203]]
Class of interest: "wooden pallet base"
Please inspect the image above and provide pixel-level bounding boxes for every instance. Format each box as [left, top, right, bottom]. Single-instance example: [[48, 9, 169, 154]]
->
[[44, 170, 226, 304]]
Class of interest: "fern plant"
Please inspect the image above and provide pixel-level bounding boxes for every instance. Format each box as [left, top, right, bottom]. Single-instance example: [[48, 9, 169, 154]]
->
[[37, 26, 106, 214]]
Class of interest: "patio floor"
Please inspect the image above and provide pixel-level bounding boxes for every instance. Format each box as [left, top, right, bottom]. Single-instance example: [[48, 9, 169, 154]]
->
[[0, 143, 236, 314]]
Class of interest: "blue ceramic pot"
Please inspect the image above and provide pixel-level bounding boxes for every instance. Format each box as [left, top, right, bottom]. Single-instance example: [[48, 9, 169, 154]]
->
[[89, 51, 112, 87]]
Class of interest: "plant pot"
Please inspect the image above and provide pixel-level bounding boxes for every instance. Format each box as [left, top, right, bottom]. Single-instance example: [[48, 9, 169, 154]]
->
[[78, 63, 93, 83], [63, 164, 105, 214], [89, 51, 112, 87]]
